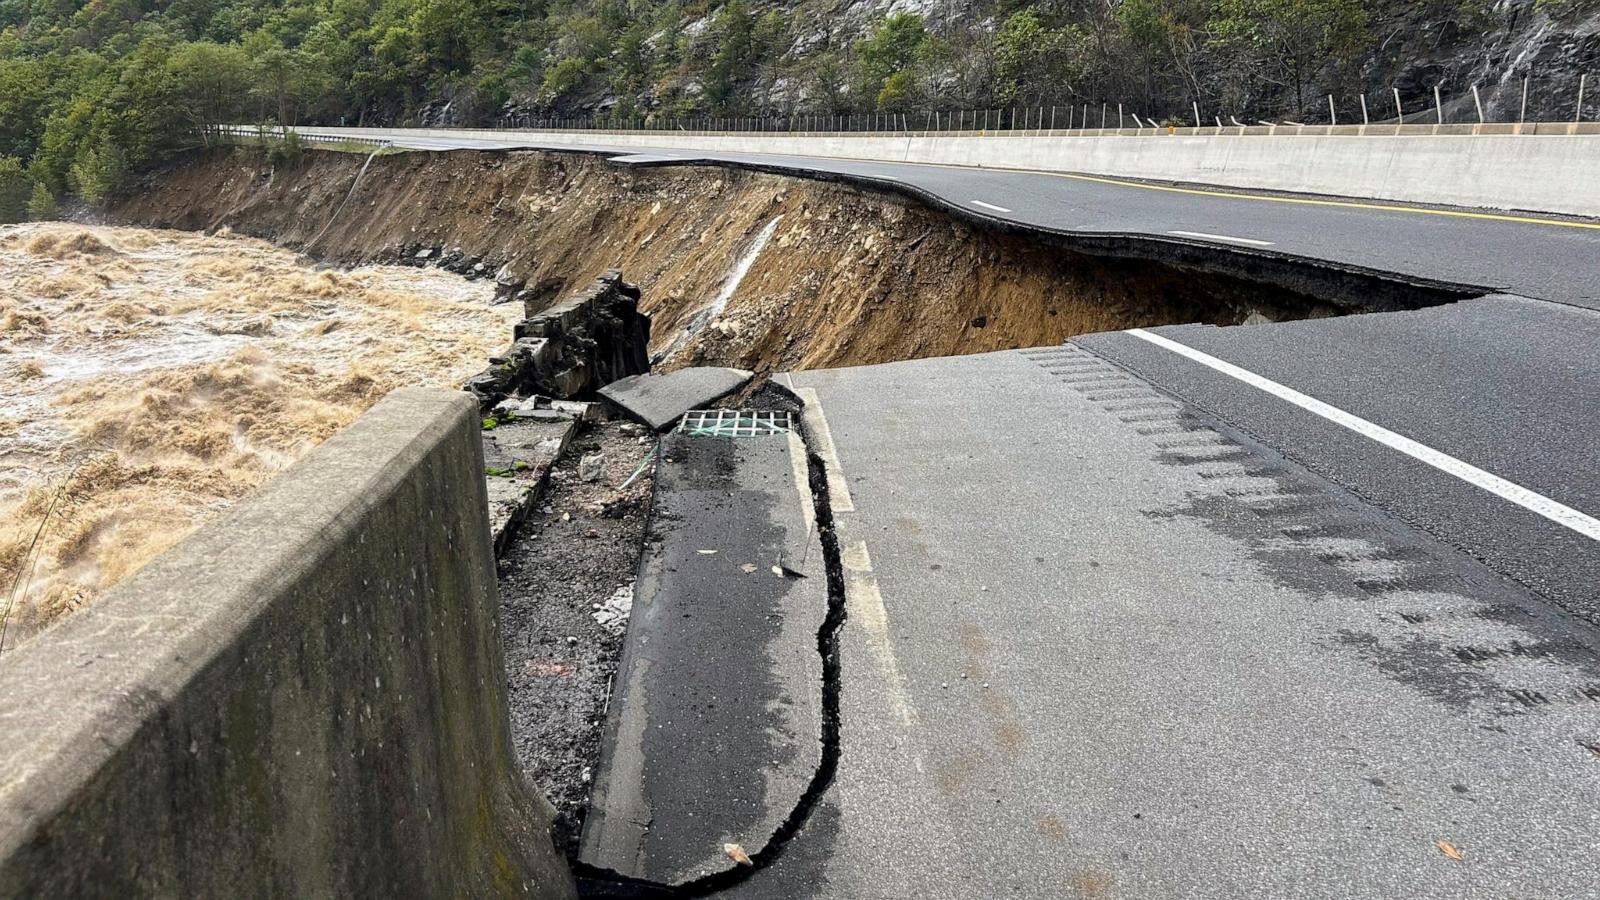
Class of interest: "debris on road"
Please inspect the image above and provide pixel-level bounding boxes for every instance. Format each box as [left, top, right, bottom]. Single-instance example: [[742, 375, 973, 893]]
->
[[593, 585, 633, 635], [494, 419, 658, 859], [723, 843, 753, 866], [579, 453, 607, 482]]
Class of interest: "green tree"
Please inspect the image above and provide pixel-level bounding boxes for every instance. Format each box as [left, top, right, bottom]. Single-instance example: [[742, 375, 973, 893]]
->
[[853, 13, 938, 111], [28, 180, 59, 220], [704, 0, 755, 113], [252, 42, 334, 125], [540, 57, 587, 101], [993, 9, 1092, 106], [1209, 0, 1370, 115], [1116, 0, 1207, 108], [167, 42, 254, 141], [68, 140, 126, 206], [0, 155, 29, 223]]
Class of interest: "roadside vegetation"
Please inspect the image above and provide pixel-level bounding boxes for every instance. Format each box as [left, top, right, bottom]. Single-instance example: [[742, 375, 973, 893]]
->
[[0, 0, 1572, 210]]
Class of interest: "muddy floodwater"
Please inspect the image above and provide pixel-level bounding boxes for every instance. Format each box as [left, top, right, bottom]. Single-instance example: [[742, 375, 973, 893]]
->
[[0, 223, 517, 647]]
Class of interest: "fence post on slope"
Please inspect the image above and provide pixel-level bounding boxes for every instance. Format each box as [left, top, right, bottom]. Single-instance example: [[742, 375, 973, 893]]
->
[[1577, 74, 1588, 124], [1520, 75, 1530, 130], [1472, 84, 1484, 127], [1434, 84, 1445, 128], [1328, 95, 1336, 126], [1393, 87, 1404, 124], [1360, 94, 1369, 127], [1194, 100, 1202, 127]]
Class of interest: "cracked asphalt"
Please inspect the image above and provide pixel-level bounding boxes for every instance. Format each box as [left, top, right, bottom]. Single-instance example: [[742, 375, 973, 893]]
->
[[282, 128, 1600, 894]]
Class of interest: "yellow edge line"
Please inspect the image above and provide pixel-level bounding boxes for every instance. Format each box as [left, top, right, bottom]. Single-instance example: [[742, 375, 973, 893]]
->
[[886, 159, 1600, 232]]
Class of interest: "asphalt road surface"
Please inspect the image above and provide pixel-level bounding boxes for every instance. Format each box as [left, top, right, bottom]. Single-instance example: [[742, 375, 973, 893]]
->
[[296, 127, 1600, 310], [747, 352, 1600, 897], [289, 128, 1600, 894]]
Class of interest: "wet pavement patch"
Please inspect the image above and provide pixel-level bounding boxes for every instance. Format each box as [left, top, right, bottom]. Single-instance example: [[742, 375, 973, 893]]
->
[[579, 419, 827, 886]]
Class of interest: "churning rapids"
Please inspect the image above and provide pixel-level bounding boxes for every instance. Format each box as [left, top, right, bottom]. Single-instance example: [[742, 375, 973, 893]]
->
[[0, 223, 518, 647]]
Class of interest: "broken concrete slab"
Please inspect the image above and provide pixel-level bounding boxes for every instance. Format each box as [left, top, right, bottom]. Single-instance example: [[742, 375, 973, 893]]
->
[[467, 270, 651, 407], [483, 417, 578, 554], [599, 367, 754, 432], [579, 419, 826, 887]]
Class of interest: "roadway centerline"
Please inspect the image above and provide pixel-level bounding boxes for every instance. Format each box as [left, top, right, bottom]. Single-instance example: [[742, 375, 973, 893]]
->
[[1126, 327, 1600, 542], [969, 199, 1013, 213], [1167, 230, 1276, 246]]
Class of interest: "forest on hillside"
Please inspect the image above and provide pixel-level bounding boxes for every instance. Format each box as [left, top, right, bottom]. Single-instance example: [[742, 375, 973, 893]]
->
[[0, 0, 1595, 216]]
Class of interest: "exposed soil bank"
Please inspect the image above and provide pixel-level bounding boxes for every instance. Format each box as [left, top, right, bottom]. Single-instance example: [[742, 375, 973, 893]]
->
[[117, 148, 1431, 376]]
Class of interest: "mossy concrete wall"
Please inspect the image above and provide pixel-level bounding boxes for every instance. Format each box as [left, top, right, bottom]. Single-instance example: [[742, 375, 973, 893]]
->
[[0, 389, 575, 898]]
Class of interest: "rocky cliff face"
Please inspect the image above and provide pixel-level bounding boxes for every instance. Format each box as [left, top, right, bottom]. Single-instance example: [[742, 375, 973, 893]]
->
[[1376, 0, 1600, 121], [504, 0, 1599, 126]]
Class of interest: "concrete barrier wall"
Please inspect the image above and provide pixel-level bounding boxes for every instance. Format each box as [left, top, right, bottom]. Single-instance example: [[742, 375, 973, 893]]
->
[[0, 389, 575, 898], [297, 125, 1600, 218]]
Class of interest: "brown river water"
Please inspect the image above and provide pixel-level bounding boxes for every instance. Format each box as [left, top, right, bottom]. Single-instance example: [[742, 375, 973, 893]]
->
[[0, 223, 516, 647]]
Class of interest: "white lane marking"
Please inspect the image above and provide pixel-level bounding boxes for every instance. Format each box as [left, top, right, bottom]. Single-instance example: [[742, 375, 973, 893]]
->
[[788, 385, 855, 513], [1126, 328, 1600, 542], [786, 431, 817, 541], [969, 199, 1013, 214], [1166, 230, 1276, 247], [842, 541, 919, 729]]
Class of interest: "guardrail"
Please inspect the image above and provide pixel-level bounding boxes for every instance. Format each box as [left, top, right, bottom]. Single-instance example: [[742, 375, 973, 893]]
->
[[219, 125, 393, 148]]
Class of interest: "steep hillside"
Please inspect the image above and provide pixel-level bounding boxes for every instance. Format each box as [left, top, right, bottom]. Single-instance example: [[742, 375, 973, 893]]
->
[[2, 0, 1597, 213], [501, 0, 1600, 125]]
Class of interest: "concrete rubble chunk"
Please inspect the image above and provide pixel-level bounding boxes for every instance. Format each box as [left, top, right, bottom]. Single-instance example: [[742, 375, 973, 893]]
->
[[599, 367, 755, 432], [470, 269, 651, 407], [481, 417, 578, 554]]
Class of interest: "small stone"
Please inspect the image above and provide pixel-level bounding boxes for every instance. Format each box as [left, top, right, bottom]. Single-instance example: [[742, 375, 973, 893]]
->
[[579, 453, 606, 482]]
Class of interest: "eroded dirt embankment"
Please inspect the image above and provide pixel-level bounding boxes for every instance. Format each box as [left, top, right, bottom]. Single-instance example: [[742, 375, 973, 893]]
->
[[119, 148, 1354, 374]]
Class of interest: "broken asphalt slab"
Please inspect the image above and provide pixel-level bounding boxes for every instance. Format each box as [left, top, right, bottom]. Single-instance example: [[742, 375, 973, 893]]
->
[[599, 366, 754, 431], [578, 418, 827, 886]]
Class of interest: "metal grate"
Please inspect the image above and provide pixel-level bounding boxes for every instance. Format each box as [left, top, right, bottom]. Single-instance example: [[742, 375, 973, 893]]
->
[[677, 409, 792, 437]]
